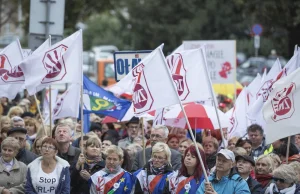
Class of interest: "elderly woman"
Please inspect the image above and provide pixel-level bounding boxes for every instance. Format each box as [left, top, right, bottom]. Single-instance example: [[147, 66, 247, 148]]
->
[[202, 136, 219, 171], [90, 145, 133, 194], [25, 137, 70, 193], [7, 106, 24, 118], [0, 137, 27, 194], [71, 136, 105, 194], [133, 142, 174, 194], [265, 164, 300, 194], [169, 145, 207, 194], [255, 155, 275, 190]]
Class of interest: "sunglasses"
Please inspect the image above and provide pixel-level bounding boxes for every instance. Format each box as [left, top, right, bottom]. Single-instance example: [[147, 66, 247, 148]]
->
[[272, 177, 285, 183]]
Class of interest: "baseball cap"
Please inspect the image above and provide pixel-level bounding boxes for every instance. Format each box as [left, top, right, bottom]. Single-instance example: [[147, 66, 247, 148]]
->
[[7, 127, 27, 136], [217, 149, 235, 162], [235, 155, 255, 166]]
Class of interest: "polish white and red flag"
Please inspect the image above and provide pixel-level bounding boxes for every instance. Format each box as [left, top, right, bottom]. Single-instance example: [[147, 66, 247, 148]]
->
[[20, 30, 83, 95], [263, 67, 300, 144]]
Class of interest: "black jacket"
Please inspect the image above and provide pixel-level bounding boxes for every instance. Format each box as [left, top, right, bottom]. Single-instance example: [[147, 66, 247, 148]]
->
[[57, 145, 81, 172], [70, 160, 105, 194], [206, 152, 217, 171], [16, 148, 37, 165], [247, 176, 263, 194]]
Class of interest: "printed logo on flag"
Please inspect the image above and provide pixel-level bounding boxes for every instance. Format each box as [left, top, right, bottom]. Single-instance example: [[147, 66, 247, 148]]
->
[[228, 106, 238, 134], [257, 80, 273, 102], [0, 54, 24, 83], [132, 63, 153, 114], [271, 83, 295, 122], [219, 62, 232, 79], [41, 44, 68, 84], [167, 53, 190, 100], [53, 95, 66, 116], [90, 96, 117, 111]]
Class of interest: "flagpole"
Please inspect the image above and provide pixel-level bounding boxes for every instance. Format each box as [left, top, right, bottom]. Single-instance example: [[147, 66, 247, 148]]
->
[[34, 95, 46, 135], [79, 30, 84, 162], [200, 48, 227, 147], [48, 35, 52, 137], [140, 117, 146, 166], [159, 48, 209, 182], [286, 136, 291, 163]]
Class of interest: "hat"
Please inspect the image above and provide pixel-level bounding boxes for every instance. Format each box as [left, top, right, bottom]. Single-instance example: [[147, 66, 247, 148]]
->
[[235, 155, 255, 166], [7, 127, 27, 136], [126, 116, 139, 126], [21, 112, 35, 118], [217, 149, 235, 162]]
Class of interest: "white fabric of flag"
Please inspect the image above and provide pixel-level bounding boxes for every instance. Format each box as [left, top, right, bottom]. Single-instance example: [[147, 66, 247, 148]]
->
[[20, 30, 82, 95], [263, 68, 300, 144]]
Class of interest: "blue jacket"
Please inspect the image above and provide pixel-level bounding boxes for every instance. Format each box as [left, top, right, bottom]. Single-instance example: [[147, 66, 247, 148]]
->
[[25, 156, 70, 194], [197, 169, 250, 194]]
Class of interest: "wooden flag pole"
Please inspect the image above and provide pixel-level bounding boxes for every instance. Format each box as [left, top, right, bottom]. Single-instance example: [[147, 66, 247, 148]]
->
[[286, 136, 291, 163], [160, 48, 209, 182], [140, 117, 146, 166], [200, 48, 227, 147], [79, 30, 84, 169], [34, 95, 46, 135], [49, 86, 52, 137]]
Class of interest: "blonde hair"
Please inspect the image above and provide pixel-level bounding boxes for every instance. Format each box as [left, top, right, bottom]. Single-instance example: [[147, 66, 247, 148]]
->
[[233, 147, 247, 156], [1, 137, 20, 151], [268, 153, 281, 168], [255, 155, 274, 174], [25, 118, 40, 134], [0, 116, 10, 129], [152, 142, 171, 164], [7, 106, 24, 118], [105, 145, 124, 160], [228, 136, 239, 145], [289, 162, 300, 177], [179, 138, 193, 146], [273, 164, 298, 184], [85, 136, 101, 148]]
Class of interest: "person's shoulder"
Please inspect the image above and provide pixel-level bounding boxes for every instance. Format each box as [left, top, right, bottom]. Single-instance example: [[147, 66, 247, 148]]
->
[[24, 149, 38, 157], [118, 137, 129, 144], [170, 148, 181, 156]]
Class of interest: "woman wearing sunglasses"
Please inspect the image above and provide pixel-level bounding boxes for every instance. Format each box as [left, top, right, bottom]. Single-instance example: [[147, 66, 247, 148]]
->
[[265, 164, 300, 194], [133, 142, 174, 194]]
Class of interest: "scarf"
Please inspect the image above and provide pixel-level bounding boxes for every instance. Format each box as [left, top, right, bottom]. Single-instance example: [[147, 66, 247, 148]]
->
[[149, 160, 167, 175], [85, 155, 102, 169], [269, 183, 296, 194], [256, 173, 273, 188], [103, 165, 121, 174]]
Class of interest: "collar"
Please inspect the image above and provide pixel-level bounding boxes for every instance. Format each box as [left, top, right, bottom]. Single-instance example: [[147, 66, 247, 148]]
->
[[1, 157, 13, 166], [67, 145, 76, 156]]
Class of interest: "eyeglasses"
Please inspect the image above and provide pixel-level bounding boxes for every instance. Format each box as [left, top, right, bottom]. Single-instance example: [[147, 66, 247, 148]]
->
[[152, 155, 166, 162], [150, 134, 163, 139], [41, 146, 56, 151], [272, 177, 285, 183]]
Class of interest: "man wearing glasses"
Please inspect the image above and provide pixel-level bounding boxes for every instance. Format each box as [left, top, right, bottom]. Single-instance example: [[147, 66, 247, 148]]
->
[[132, 125, 181, 172], [7, 127, 37, 165], [118, 117, 140, 149]]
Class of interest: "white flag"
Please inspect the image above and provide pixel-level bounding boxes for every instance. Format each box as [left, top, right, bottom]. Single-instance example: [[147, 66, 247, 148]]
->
[[20, 30, 83, 95], [45, 84, 80, 122], [153, 108, 166, 127], [246, 73, 261, 106], [283, 51, 299, 76], [263, 68, 300, 144]]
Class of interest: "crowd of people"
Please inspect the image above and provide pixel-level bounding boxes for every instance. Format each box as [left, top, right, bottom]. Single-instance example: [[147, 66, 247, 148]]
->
[[0, 96, 300, 194]]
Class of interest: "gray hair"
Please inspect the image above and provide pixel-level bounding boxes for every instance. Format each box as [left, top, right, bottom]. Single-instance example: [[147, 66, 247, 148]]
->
[[152, 125, 169, 138], [10, 116, 24, 126], [55, 123, 72, 136], [152, 142, 171, 164], [105, 145, 124, 160], [273, 164, 298, 184], [1, 137, 20, 151]]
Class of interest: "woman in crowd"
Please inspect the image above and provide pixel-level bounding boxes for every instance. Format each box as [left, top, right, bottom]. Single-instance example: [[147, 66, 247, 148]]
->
[[264, 164, 300, 194], [268, 153, 282, 169], [169, 145, 207, 193], [133, 142, 174, 193], [178, 138, 193, 156], [71, 136, 105, 194], [0, 116, 10, 130], [25, 137, 70, 193], [0, 126, 10, 145], [202, 136, 219, 171], [90, 145, 133, 194], [101, 139, 113, 158], [7, 106, 24, 118], [25, 118, 40, 146], [227, 136, 239, 151], [236, 138, 253, 156], [167, 134, 180, 150], [0, 137, 27, 194], [255, 155, 275, 190]]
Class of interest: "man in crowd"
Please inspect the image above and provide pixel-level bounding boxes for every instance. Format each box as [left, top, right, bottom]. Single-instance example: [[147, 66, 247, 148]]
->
[[11, 116, 25, 128], [7, 127, 37, 165], [247, 124, 266, 159], [236, 155, 263, 194], [132, 125, 182, 171], [55, 123, 81, 166], [118, 117, 140, 149], [197, 149, 250, 194]]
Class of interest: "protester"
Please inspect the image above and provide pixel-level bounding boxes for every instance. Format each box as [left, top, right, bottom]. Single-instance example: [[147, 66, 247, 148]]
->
[[227, 136, 239, 151], [233, 147, 248, 156], [133, 142, 173, 193], [55, 123, 81, 166], [0, 137, 27, 194], [132, 125, 182, 171], [0, 116, 10, 129], [255, 155, 274, 189], [289, 162, 300, 183], [89, 122, 102, 139], [90, 145, 133, 194], [0, 126, 10, 145], [126, 143, 142, 165], [236, 138, 253, 156], [71, 137, 105, 194], [275, 143, 300, 163], [264, 164, 300, 194], [268, 153, 282, 168], [197, 149, 250, 194], [178, 138, 193, 156], [21, 111, 35, 120], [32, 135, 47, 155], [24, 117, 39, 145], [7, 106, 23, 118], [167, 134, 180, 150], [118, 116, 140, 149], [25, 137, 70, 193], [236, 155, 263, 194], [169, 145, 207, 194], [202, 136, 219, 171], [247, 124, 266, 159], [10, 116, 25, 128], [170, 127, 188, 141], [7, 127, 37, 165]]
